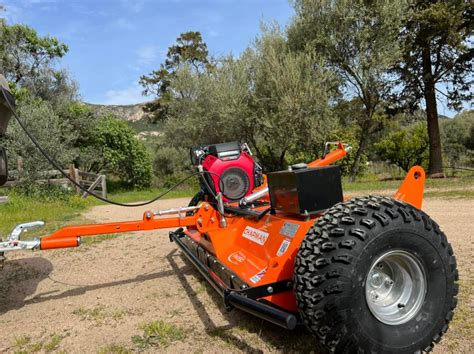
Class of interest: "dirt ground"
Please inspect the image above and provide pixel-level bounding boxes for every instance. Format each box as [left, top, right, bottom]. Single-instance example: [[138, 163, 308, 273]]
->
[[0, 196, 472, 353]]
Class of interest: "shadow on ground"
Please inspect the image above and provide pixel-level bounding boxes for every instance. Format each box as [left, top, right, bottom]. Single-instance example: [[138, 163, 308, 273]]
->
[[166, 249, 323, 353], [0, 251, 322, 353], [0, 257, 53, 315]]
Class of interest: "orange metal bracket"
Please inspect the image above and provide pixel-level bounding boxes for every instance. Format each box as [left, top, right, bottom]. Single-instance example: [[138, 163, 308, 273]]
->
[[394, 166, 426, 209]]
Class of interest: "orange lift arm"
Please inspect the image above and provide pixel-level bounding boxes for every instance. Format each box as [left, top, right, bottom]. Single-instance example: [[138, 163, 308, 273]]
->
[[40, 211, 197, 250], [0, 207, 200, 254]]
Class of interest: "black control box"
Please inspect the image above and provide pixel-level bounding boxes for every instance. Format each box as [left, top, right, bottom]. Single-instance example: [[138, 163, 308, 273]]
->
[[267, 166, 343, 216]]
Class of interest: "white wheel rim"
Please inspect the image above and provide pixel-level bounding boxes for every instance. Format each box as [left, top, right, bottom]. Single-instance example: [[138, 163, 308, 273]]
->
[[365, 250, 427, 325]]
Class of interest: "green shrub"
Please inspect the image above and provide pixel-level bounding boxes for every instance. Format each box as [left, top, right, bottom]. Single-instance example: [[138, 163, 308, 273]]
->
[[375, 122, 429, 172], [441, 110, 474, 168], [2, 97, 75, 184], [153, 145, 194, 187], [96, 117, 153, 188]]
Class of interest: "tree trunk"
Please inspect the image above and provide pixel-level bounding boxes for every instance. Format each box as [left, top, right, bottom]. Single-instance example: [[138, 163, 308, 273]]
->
[[350, 117, 371, 181], [421, 46, 443, 175]]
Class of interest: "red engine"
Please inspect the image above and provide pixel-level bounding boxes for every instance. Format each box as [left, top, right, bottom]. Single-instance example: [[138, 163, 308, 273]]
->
[[191, 142, 263, 201]]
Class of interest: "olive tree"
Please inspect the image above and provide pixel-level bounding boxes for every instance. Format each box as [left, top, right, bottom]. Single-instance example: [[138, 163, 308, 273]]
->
[[375, 122, 430, 172], [161, 29, 338, 171], [3, 98, 75, 183], [288, 0, 408, 178]]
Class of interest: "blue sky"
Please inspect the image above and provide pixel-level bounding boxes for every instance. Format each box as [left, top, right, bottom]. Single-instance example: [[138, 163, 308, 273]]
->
[[2, 0, 293, 105], [1, 1, 469, 116]]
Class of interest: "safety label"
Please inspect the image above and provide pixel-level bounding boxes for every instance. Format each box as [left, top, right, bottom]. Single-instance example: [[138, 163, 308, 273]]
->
[[280, 222, 300, 238], [250, 267, 267, 284], [228, 251, 246, 264], [277, 239, 291, 257]]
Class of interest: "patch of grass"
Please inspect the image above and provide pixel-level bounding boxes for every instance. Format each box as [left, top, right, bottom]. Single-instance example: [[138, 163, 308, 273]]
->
[[72, 306, 125, 324], [343, 175, 474, 193], [132, 320, 185, 349], [443, 280, 474, 351], [97, 344, 131, 354], [73, 306, 106, 321], [106, 186, 194, 204], [12, 333, 62, 353], [0, 191, 93, 237], [13, 335, 33, 353], [111, 308, 125, 320], [424, 190, 474, 199], [166, 309, 184, 318], [12, 335, 42, 353], [43, 334, 62, 351]]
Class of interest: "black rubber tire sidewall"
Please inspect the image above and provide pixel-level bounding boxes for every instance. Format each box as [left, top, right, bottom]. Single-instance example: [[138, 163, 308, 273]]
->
[[294, 196, 458, 354], [350, 227, 447, 351]]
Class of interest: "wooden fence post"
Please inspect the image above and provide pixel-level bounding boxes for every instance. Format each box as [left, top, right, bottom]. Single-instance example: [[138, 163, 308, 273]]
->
[[17, 157, 24, 180], [100, 175, 107, 198], [68, 164, 80, 193]]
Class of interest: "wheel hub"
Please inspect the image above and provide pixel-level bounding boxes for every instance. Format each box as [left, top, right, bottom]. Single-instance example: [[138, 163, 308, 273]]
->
[[365, 250, 426, 325]]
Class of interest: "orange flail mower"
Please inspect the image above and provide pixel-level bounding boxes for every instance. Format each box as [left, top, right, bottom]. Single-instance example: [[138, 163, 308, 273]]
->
[[0, 80, 458, 352]]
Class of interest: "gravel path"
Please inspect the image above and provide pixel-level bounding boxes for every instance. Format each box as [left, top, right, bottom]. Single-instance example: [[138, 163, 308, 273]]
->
[[0, 197, 472, 353]]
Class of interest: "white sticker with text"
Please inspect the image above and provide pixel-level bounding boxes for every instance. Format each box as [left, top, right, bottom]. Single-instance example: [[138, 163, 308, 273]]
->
[[277, 239, 291, 257], [250, 267, 267, 284], [228, 251, 246, 265], [242, 226, 269, 246]]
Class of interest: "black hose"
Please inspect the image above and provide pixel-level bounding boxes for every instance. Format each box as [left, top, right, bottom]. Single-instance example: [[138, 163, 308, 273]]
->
[[1, 87, 223, 207]]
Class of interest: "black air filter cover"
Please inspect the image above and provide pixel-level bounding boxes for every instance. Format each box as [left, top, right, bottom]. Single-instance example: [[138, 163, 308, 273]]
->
[[267, 166, 343, 216], [208, 141, 241, 158]]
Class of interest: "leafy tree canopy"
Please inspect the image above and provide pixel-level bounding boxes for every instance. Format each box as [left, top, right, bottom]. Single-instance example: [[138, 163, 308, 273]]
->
[[0, 22, 68, 86], [288, 0, 408, 178], [392, 0, 473, 174], [139, 31, 212, 123], [375, 122, 430, 172]]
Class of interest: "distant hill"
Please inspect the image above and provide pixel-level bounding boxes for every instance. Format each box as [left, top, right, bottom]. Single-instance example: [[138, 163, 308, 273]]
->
[[85, 102, 163, 137], [86, 102, 147, 122]]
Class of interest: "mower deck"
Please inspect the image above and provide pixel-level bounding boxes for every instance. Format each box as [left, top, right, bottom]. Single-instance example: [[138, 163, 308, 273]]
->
[[169, 228, 298, 330]]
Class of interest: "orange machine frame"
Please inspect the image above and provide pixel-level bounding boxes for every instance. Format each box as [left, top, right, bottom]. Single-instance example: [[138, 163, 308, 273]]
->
[[31, 144, 425, 313]]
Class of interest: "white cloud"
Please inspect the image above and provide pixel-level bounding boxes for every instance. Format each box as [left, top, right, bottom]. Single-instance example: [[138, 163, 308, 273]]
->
[[22, 0, 57, 3], [121, 0, 147, 14], [109, 17, 136, 31], [136, 45, 164, 66], [103, 84, 146, 105]]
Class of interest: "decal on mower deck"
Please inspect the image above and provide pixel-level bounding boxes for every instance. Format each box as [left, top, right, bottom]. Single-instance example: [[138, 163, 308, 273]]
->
[[280, 222, 300, 238], [242, 226, 269, 246], [228, 251, 246, 264], [277, 239, 291, 257], [250, 267, 267, 284]]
